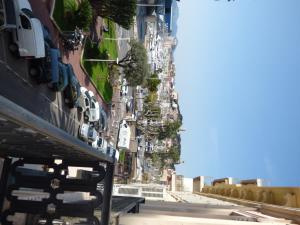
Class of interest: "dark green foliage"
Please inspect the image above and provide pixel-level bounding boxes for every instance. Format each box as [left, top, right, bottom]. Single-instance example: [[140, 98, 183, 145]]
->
[[168, 147, 180, 163], [64, 0, 93, 30], [146, 73, 161, 92], [90, 0, 137, 29], [74, 0, 93, 30], [158, 120, 182, 140], [116, 40, 150, 86], [84, 39, 108, 59]]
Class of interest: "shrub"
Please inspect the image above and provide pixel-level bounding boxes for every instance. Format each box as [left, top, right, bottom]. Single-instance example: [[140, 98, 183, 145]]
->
[[64, 0, 92, 31]]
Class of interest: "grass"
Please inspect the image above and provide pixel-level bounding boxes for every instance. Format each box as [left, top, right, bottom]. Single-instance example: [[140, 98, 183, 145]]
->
[[119, 150, 126, 164], [53, 0, 77, 31], [82, 19, 118, 103]]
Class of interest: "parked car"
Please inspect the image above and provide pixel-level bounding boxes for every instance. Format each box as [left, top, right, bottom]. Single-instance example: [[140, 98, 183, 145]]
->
[[92, 136, 108, 151], [95, 106, 107, 132], [42, 25, 56, 48], [49, 62, 69, 91], [145, 141, 154, 153], [79, 123, 97, 143], [120, 85, 128, 96], [85, 91, 100, 123], [107, 145, 120, 161], [125, 97, 134, 113], [63, 64, 81, 108], [117, 120, 131, 151], [29, 45, 68, 91], [78, 87, 91, 114], [0, 0, 45, 58]]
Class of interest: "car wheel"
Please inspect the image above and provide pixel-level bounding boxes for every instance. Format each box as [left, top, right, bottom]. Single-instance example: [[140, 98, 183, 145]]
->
[[29, 67, 39, 78], [8, 43, 19, 57]]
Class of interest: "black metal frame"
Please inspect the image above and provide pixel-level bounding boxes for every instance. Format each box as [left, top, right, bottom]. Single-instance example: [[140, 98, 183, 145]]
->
[[0, 96, 115, 225]]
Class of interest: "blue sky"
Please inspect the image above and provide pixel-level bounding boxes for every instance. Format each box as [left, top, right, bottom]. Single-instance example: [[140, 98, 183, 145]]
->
[[174, 0, 300, 186]]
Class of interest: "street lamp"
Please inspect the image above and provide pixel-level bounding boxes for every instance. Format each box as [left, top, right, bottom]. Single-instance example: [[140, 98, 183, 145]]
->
[[136, 4, 164, 7], [83, 58, 119, 64]]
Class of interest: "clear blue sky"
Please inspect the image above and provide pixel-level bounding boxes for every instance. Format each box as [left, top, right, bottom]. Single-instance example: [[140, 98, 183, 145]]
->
[[174, 0, 300, 186]]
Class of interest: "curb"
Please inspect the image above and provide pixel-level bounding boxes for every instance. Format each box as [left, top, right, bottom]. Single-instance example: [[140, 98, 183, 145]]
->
[[49, 0, 63, 35]]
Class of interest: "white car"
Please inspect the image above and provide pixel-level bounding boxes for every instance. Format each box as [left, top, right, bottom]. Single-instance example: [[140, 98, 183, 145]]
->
[[95, 106, 108, 132], [107, 145, 119, 161], [77, 87, 90, 113], [79, 123, 97, 143], [1, 0, 45, 58], [86, 90, 100, 123], [120, 84, 128, 96], [92, 136, 108, 150], [117, 120, 131, 151]]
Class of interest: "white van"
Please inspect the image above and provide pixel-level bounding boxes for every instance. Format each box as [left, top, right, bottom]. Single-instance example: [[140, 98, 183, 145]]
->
[[117, 120, 131, 151], [0, 0, 45, 58]]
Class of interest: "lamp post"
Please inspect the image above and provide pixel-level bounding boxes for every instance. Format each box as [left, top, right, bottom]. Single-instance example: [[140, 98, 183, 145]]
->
[[136, 4, 164, 7], [83, 58, 119, 64]]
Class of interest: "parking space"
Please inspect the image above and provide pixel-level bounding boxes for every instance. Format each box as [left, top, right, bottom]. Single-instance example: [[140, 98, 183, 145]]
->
[[0, 0, 114, 140], [0, 31, 81, 137]]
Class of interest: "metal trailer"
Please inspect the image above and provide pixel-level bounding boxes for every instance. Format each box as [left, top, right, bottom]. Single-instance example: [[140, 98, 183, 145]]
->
[[0, 96, 116, 225]]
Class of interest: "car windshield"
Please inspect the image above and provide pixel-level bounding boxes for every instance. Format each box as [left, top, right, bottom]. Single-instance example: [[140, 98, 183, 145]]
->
[[21, 8, 35, 18], [97, 138, 103, 147], [88, 127, 94, 139], [84, 98, 89, 107]]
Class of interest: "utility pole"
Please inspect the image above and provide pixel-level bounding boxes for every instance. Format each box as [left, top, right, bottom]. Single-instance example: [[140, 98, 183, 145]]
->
[[136, 4, 164, 7]]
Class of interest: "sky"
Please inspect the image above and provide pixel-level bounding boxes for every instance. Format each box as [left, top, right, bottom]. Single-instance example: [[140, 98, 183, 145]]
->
[[174, 0, 300, 186]]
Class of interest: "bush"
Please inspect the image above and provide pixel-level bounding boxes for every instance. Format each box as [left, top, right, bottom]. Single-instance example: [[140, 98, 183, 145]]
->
[[84, 39, 108, 59], [64, 0, 92, 31], [74, 0, 93, 31]]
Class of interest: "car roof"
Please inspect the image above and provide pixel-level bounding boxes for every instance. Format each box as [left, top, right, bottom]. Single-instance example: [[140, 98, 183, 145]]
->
[[50, 49, 60, 82]]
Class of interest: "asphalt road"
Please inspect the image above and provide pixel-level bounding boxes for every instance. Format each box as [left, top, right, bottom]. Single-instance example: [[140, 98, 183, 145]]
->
[[0, 31, 82, 137]]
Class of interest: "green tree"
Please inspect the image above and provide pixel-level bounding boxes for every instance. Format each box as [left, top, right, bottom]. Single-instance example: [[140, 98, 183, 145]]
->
[[144, 104, 161, 119], [89, 0, 137, 29], [158, 120, 182, 140], [114, 40, 150, 86], [146, 73, 161, 92], [75, 0, 93, 30], [64, 0, 93, 30], [64, 0, 92, 30], [168, 147, 180, 163]]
